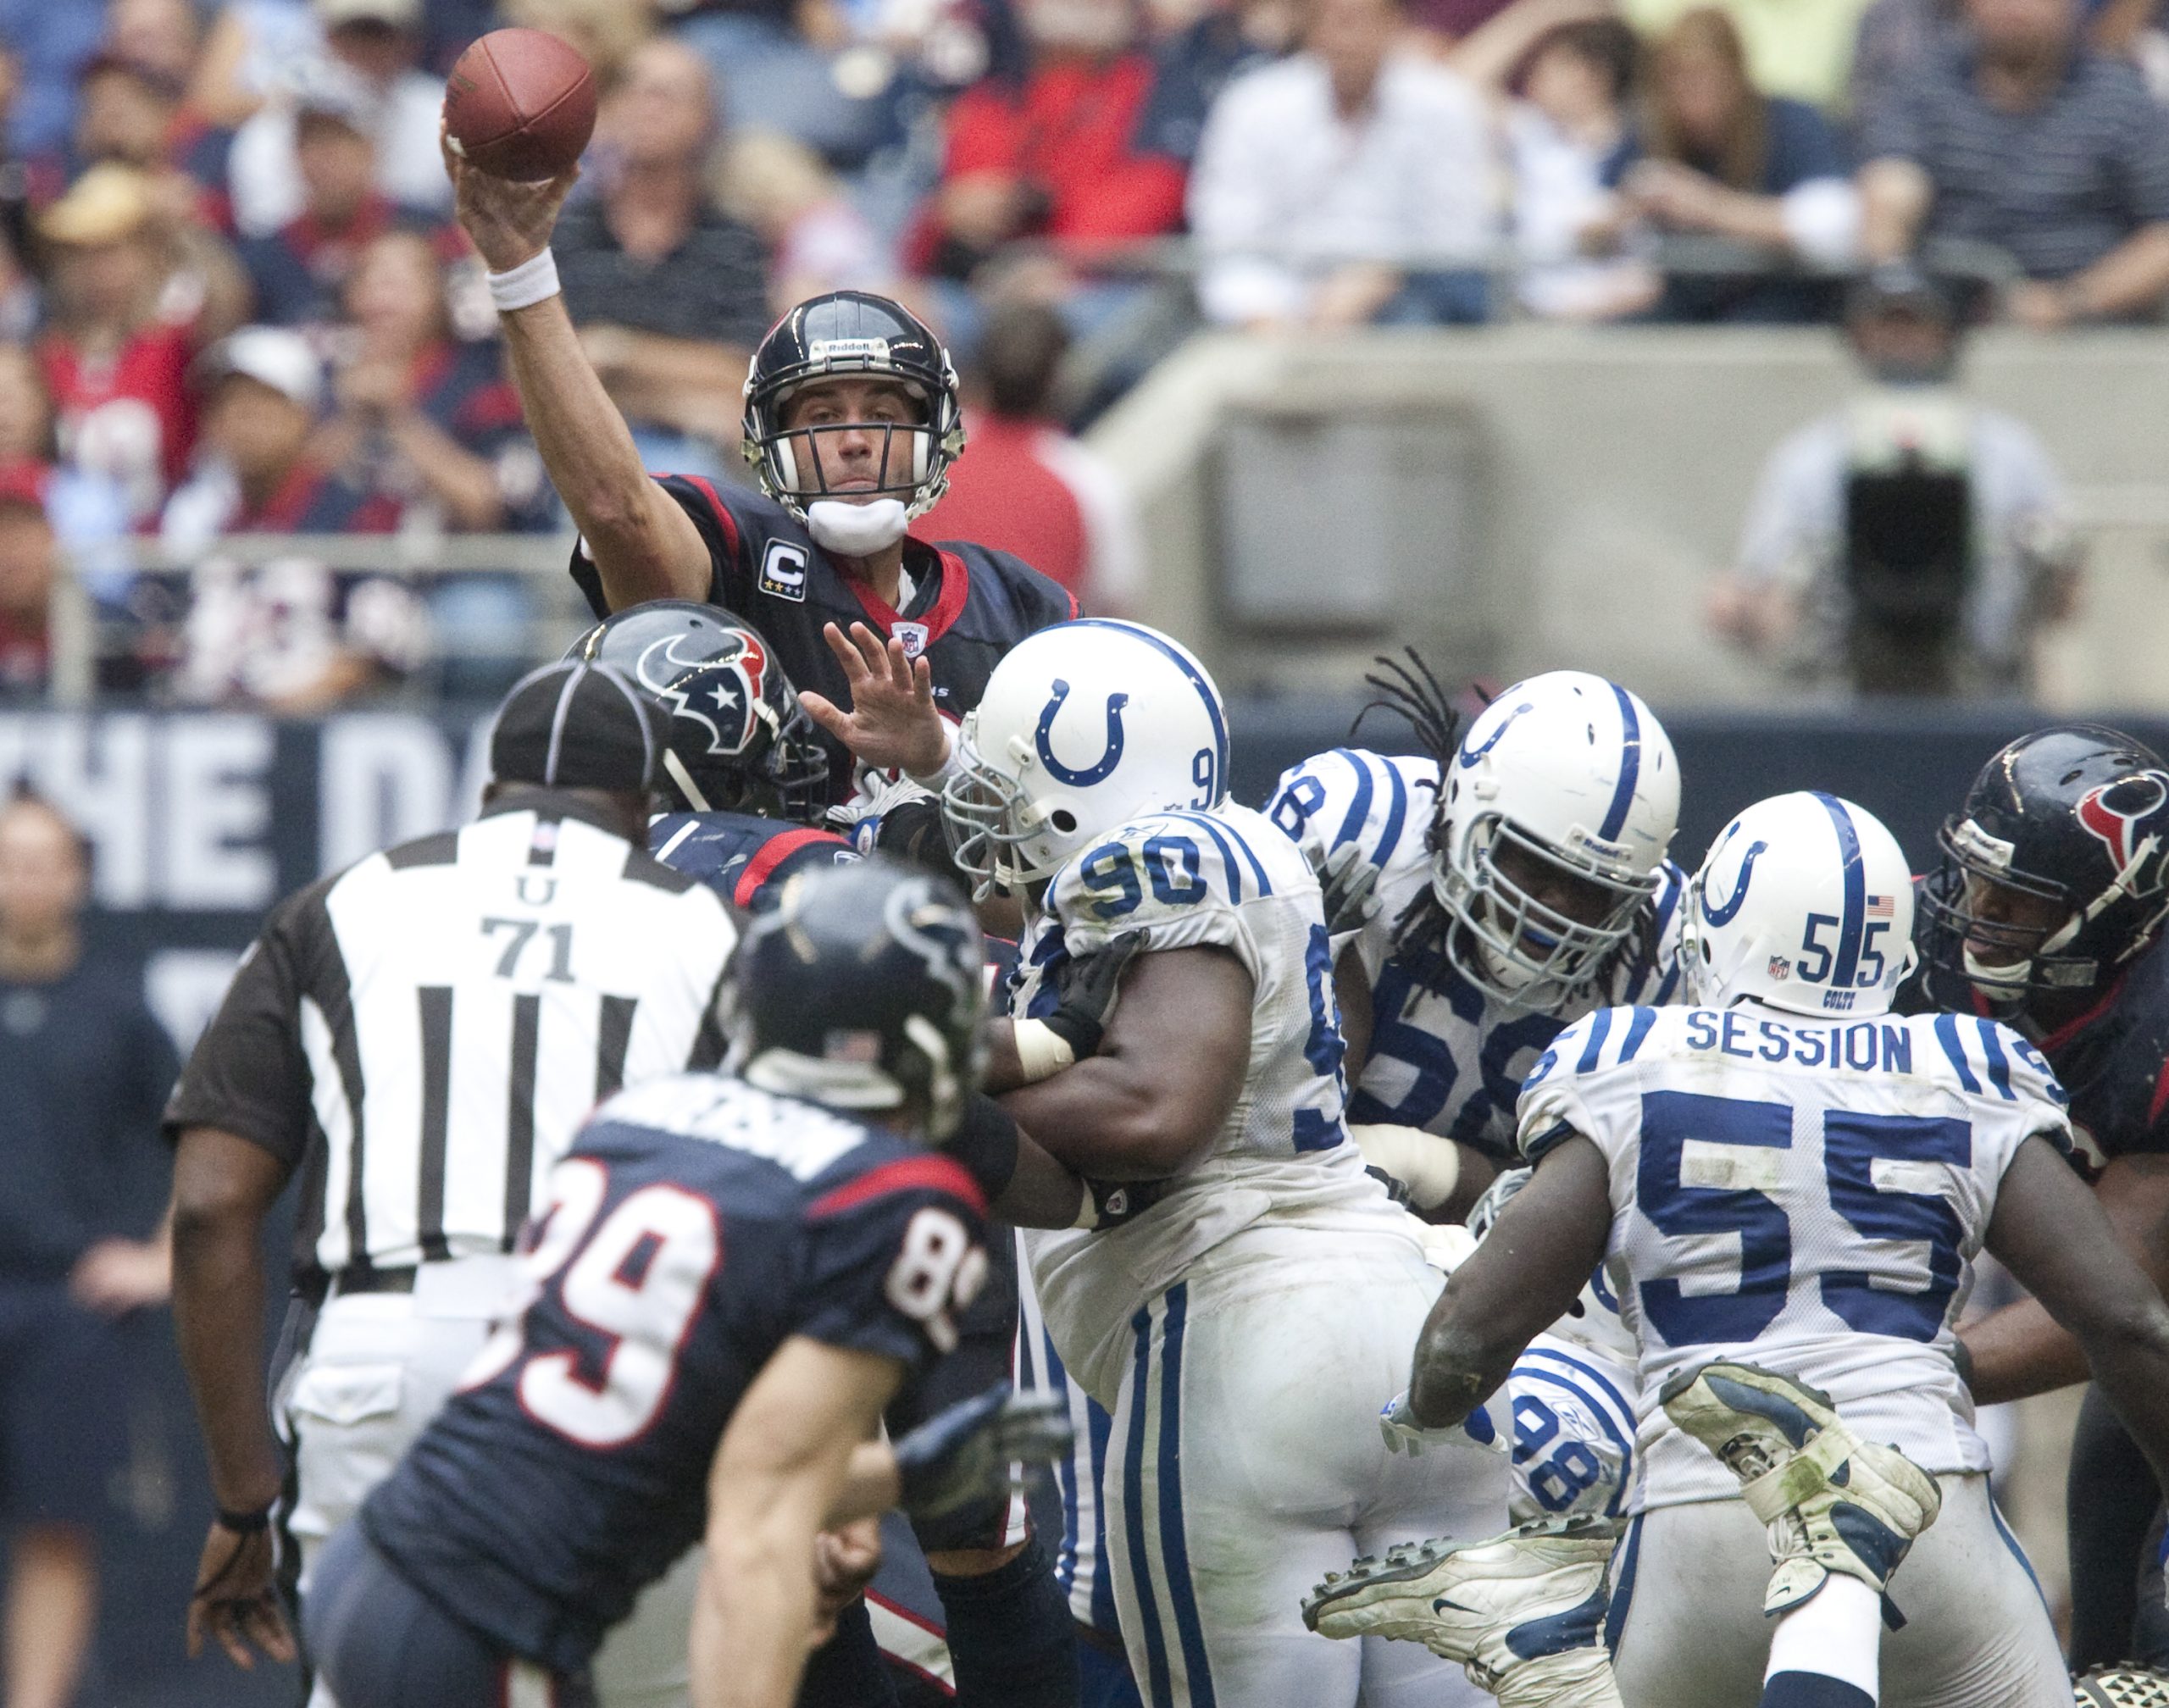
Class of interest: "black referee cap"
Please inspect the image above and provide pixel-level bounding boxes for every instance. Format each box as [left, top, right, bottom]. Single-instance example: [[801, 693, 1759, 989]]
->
[[489, 661, 668, 792]]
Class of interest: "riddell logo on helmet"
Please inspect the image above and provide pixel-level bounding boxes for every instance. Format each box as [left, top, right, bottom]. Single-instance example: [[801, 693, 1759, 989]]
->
[[2076, 770, 2169, 870], [807, 338, 891, 364]]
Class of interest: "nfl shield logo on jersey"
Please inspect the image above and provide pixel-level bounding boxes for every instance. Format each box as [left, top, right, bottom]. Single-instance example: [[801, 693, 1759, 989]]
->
[[893, 622, 930, 658], [1767, 955, 1790, 980]]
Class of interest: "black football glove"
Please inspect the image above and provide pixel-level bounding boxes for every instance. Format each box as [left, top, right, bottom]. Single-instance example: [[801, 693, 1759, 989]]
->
[[1079, 1174, 1175, 1229], [1042, 930, 1148, 1061], [893, 1384, 1073, 1522]]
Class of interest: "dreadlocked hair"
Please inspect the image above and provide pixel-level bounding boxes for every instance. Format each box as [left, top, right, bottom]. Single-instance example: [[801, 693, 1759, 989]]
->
[[1347, 650, 1465, 980]]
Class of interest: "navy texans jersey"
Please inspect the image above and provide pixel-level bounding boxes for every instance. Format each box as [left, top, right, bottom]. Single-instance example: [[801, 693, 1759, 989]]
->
[[1907, 918, 2169, 1175], [650, 810, 855, 912], [572, 478, 1077, 805], [1266, 748, 1686, 1162], [358, 1074, 990, 1676]]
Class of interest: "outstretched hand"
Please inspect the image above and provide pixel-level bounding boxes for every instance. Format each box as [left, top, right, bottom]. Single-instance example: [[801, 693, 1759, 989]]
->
[[441, 116, 580, 274], [798, 622, 951, 779]]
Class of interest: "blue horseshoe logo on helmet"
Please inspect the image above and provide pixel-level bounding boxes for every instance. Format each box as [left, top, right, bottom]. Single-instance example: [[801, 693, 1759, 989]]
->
[[1459, 701, 1537, 768], [1700, 837, 1770, 926], [1036, 679, 1130, 787]]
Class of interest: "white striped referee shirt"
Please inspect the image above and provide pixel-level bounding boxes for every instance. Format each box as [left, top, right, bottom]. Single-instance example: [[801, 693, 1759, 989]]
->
[[164, 793, 739, 1283]]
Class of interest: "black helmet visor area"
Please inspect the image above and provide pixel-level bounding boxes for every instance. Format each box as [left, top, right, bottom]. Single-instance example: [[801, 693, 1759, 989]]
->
[[759, 414, 937, 507], [1918, 827, 2080, 999]]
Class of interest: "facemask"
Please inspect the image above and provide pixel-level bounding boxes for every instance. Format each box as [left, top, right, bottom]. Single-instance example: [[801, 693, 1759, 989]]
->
[[807, 496, 909, 557]]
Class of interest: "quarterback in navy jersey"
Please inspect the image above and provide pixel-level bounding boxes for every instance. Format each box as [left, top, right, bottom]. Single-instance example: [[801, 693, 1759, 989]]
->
[[304, 861, 1076, 1708], [1912, 724, 2169, 1668], [572, 286, 1073, 807], [446, 128, 1071, 807]]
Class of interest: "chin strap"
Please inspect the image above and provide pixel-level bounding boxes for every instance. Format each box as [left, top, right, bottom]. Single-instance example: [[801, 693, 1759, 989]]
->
[[807, 497, 909, 557]]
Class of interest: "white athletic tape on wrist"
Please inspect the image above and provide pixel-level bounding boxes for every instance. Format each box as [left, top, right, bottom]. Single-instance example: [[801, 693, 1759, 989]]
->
[[487, 249, 561, 313], [1350, 1123, 1462, 1212], [907, 720, 961, 790], [1011, 1018, 1076, 1084]]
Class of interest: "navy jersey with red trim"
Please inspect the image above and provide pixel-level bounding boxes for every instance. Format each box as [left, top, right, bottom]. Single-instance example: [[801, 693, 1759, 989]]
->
[[358, 1074, 989, 1676], [649, 811, 856, 912], [569, 477, 1077, 804], [1903, 897, 2169, 1173], [2021, 930, 2169, 1172]]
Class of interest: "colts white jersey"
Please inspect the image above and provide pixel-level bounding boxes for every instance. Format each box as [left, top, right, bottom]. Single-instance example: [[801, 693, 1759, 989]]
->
[[1013, 801, 1406, 1406], [1517, 1002, 2074, 1511], [1266, 748, 1685, 1160]]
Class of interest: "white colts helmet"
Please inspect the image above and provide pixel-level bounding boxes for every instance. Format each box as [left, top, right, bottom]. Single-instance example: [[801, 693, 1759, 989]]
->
[[1435, 671, 1679, 1010], [942, 619, 1229, 898], [1684, 790, 1918, 1017]]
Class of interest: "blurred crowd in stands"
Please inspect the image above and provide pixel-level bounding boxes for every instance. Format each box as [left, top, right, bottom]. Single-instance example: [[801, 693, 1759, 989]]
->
[[0, 0, 2161, 705]]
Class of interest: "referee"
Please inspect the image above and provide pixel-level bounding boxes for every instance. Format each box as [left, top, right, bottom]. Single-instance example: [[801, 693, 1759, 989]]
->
[[165, 662, 739, 1701]]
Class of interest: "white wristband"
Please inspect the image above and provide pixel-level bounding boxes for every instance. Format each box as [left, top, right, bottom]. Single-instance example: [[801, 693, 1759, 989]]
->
[[907, 720, 962, 790], [1011, 1018, 1077, 1084], [488, 249, 561, 313]]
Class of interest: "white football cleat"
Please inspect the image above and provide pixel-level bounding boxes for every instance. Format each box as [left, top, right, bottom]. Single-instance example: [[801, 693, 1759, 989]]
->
[[1302, 1516, 1623, 1708], [1658, 1359, 1941, 1620]]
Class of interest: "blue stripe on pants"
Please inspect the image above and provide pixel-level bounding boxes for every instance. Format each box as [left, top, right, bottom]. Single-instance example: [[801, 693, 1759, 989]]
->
[[1125, 1303, 1175, 1707], [1989, 1494, 2048, 1613], [1603, 1513, 1643, 1654], [1155, 1284, 1215, 1707]]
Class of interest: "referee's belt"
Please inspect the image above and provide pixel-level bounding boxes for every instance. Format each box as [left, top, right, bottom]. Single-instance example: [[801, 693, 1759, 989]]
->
[[324, 1254, 523, 1318], [328, 1267, 418, 1297]]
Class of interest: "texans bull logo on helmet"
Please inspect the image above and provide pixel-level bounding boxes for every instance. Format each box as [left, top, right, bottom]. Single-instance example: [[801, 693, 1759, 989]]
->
[[2075, 769, 2169, 874], [635, 629, 774, 759]]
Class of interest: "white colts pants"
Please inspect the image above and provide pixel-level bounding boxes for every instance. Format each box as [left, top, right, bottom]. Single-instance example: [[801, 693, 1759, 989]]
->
[[1101, 1228, 1508, 1708], [1610, 1472, 2067, 1708], [281, 1268, 699, 1708]]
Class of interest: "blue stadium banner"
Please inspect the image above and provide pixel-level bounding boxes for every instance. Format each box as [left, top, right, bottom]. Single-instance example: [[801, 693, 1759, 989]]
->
[[0, 708, 496, 1051]]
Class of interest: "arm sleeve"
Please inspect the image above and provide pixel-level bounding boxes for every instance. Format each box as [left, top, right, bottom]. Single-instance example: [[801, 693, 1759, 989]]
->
[[1515, 1015, 1607, 1163], [1856, 77, 1928, 165], [797, 1159, 991, 1371], [159, 915, 313, 1166], [2115, 75, 2169, 225], [1737, 421, 1844, 590], [943, 86, 1022, 178], [1187, 74, 1309, 324], [1408, 77, 1498, 259], [1998, 1025, 2078, 1160], [567, 473, 751, 619]]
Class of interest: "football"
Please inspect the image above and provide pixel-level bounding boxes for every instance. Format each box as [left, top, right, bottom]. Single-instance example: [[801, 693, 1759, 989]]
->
[[442, 28, 596, 183]]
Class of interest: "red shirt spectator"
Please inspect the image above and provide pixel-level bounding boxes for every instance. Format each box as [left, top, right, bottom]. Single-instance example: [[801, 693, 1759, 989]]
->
[[916, 0, 1188, 277], [34, 163, 246, 522], [919, 302, 1142, 612]]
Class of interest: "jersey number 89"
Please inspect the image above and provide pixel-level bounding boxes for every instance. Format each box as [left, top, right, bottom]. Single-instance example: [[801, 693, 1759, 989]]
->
[[462, 1159, 723, 1450], [885, 1207, 989, 1356]]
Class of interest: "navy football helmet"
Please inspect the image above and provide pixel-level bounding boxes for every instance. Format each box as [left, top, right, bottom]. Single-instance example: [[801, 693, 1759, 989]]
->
[[720, 857, 986, 1140], [568, 601, 829, 820], [741, 291, 965, 523], [1920, 724, 2169, 1011]]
